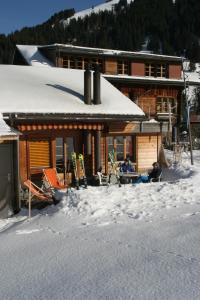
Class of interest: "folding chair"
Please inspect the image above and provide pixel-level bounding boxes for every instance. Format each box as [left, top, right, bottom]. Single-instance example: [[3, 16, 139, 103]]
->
[[43, 168, 68, 190], [150, 171, 162, 183], [97, 171, 109, 186], [23, 180, 54, 202]]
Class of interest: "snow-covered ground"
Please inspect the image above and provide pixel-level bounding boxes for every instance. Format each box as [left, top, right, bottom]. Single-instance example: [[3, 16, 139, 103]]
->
[[1, 151, 200, 299]]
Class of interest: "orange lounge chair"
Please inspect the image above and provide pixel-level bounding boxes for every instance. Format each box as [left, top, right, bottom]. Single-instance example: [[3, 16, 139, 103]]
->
[[24, 180, 53, 202], [43, 168, 68, 190]]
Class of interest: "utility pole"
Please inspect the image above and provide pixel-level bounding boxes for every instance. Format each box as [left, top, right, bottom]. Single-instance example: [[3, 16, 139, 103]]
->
[[182, 58, 194, 165]]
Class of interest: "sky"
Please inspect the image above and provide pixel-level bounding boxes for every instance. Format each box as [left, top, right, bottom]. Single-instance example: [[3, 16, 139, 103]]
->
[[0, 0, 103, 35]]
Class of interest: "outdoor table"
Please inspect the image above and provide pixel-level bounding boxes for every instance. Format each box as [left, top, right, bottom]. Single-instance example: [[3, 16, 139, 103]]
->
[[118, 172, 139, 186]]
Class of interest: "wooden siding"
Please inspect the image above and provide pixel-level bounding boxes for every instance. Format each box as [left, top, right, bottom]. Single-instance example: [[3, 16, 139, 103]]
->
[[109, 122, 140, 134], [136, 134, 161, 171], [169, 65, 182, 79], [131, 62, 145, 76], [104, 59, 117, 75], [19, 139, 28, 183], [138, 96, 156, 116]]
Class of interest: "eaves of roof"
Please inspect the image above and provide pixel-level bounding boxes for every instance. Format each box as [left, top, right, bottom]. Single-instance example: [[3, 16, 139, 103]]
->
[[104, 74, 185, 87]]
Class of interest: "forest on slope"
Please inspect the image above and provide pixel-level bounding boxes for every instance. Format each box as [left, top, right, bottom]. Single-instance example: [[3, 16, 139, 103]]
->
[[0, 0, 200, 64]]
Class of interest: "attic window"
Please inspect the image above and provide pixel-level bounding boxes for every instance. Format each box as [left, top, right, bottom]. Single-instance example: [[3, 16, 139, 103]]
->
[[117, 60, 129, 75]]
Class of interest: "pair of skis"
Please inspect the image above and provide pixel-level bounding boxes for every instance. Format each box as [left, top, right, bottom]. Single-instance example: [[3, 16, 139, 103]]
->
[[71, 152, 87, 189], [108, 150, 121, 187]]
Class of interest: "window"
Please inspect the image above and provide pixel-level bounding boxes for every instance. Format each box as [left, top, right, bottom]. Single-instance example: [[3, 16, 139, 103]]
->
[[126, 136, 133, 159], [117, 60, 129, 75], [56, 138, 64, 172], [145, 63, 168, 78], [145, 63, 155, 77], [108, 136, 134, 161], [69, 57, 76, 69], [62, 56, 103, 71], [90, 58, 103, 72], [56, 137, 74, 173], [115, 136, 124, 161], [156, 97, 177, 114], [157, 64, 167, 78], [76, 57, 84, 69], [63, 56, 69, 68]]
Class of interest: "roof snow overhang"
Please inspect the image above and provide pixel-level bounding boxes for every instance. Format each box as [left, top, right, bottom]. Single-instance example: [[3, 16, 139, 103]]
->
[[104, 74, 185, 87], [38, 44, 183, 63]]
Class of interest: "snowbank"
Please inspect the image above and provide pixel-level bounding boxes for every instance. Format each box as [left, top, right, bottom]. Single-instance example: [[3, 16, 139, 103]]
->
[[48, 151, 199, 225]]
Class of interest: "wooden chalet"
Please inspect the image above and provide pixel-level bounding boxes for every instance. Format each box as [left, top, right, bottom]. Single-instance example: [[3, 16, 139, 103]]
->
[[0, 65, 167, 187], [15, 44, 185, 131]]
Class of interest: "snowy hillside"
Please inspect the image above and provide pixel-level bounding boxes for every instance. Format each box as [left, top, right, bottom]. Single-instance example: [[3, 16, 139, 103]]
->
[[62, 0, 134, 26]]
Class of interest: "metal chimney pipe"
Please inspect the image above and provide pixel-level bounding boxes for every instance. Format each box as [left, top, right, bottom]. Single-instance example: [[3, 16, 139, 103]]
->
[[93, 67, 101, 105], [84, 68, 92, 105]]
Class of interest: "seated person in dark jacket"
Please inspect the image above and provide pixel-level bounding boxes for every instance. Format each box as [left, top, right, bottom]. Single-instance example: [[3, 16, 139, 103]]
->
[[120, 158, 135, 173], [134, 162, 162, 184], [148, 162, 162, 182]]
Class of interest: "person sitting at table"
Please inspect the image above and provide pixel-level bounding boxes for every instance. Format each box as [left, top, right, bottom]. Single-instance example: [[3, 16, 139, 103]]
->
[[120, 158, 135, 173], [134, 162, 162, 184]]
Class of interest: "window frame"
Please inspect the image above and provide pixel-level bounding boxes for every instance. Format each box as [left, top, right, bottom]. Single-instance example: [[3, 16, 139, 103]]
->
[[108, 135, 135, 162]]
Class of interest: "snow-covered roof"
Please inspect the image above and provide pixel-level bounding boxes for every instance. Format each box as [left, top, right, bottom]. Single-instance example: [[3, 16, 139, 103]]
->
[[39, 43, 183, 61], [0, 65, 144, 118], [16, 45, 53, 67], [16, 43, 182, 68], [0, 113, 19, 138], [62, 0, 134, 25]]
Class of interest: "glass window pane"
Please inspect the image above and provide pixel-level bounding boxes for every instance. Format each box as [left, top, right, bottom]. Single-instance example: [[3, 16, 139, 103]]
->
[[56, 138, 64, 172], [116, 136, 124, 144], [117, 152, 124, 161]]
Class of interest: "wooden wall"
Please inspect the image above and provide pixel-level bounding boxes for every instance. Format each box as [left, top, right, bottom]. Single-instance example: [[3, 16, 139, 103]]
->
[[131, 62, 145, 76], [104, 59, 118, 75], [136, 134, 161, 171], [169, 64, 182, 79], [138, 96, 156, 116]]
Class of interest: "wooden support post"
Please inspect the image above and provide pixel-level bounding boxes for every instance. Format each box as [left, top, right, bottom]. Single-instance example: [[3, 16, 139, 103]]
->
[[95, 130, 101, 173], [85, 130, 92, 155], [28, 180, 31, 219]]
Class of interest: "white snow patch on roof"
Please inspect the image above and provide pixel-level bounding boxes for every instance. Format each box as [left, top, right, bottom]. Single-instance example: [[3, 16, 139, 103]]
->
[[0, 65, 144, 117], [16, 45, 54, 67]]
